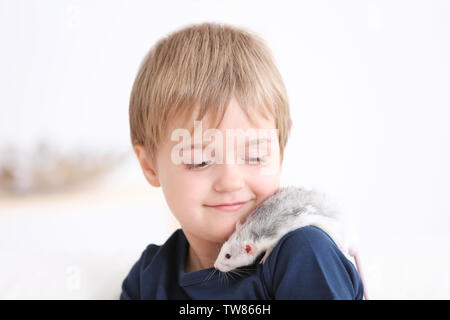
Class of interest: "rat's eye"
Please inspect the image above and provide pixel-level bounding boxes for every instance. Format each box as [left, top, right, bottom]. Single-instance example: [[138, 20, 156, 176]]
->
[[225, 253, 231, 259]]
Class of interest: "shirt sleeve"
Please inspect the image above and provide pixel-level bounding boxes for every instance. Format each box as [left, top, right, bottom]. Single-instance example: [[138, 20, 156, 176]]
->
[[263, 226, 364, 300], [119, 244, 156, 300]]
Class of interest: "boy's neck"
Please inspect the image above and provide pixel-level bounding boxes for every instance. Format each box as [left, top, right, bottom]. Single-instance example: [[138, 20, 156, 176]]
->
[[184, 232, 221, 273]]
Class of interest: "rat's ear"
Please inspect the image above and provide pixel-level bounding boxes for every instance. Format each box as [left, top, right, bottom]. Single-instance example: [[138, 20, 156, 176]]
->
[[243, 244, 254, 255], [133, 144, 160, 187]]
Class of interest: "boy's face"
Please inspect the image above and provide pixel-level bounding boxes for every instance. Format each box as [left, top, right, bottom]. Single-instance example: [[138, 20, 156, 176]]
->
[[135, 97, 282, 243]]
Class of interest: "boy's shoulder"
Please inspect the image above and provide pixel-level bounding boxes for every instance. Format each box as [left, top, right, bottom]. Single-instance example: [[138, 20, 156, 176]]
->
[[263, 226, 364, 299], [279, 225, 337, 250], [264, 225, 340, 267], [139, 229, 185, 268], [120, 229, 185, 299], [271, 225, 360, 275]]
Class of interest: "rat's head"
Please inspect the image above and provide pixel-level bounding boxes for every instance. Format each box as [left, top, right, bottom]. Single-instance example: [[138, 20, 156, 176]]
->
[[214, 237, 258, 272]]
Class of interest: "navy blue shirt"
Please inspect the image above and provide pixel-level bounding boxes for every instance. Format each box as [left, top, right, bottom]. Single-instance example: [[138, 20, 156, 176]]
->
[[120, 226, 364, 299]]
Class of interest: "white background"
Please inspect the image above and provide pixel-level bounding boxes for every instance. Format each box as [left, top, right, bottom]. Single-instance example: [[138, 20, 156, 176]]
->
[[1, 0, 449, 299]]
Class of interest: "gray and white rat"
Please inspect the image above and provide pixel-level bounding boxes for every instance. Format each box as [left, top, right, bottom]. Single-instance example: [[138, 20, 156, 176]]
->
[[213, 185, 369, 299]]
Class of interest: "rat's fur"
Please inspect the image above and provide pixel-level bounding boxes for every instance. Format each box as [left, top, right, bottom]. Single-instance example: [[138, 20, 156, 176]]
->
[[214, 186, 346, 271]]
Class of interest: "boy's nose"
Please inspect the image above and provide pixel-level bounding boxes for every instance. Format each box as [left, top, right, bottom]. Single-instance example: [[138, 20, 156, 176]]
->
[[213, 164, 245, 193]]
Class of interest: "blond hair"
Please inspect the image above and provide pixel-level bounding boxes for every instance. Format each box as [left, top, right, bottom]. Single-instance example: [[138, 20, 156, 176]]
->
[[129, 22, 292, 168]]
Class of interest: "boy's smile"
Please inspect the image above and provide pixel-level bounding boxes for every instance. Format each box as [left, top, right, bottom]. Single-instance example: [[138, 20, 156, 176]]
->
[[204, 200, 250, 211]]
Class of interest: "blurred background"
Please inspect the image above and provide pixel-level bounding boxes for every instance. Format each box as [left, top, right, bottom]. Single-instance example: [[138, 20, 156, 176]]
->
[[1, 0, 449, 299]]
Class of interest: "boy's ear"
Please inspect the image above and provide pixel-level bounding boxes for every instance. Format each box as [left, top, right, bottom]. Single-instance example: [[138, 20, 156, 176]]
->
[[133, 144, 161, 187]]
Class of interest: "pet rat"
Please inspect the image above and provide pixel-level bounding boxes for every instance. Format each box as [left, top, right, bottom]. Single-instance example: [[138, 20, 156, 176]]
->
[[213, 185, 369, 299]]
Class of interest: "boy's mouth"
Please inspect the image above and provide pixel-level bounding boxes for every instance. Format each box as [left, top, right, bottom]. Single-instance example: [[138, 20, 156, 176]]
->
[[205, 201, 249, 212]]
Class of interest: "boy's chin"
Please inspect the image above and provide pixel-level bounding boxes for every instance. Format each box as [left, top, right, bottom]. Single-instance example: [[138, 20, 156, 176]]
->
[[202, 225, 235, 243]]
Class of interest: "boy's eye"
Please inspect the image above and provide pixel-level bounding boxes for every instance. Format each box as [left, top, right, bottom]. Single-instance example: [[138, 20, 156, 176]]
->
[[186, 160, 212, 170], [246, 156, 267, 164], [186, 156, 268, 170]]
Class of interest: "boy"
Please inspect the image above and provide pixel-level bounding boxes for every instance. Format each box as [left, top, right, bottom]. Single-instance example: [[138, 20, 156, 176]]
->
[[121, 22, 364, 299]]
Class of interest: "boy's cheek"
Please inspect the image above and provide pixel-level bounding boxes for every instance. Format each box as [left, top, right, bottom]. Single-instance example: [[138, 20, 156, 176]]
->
[[254, 153, 282, 179], [259, 160, 281, 176], [250, 172, 281, 204]]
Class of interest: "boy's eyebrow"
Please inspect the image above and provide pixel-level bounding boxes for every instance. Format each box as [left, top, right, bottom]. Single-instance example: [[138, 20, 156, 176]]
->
[[182, 138, 271, 151]]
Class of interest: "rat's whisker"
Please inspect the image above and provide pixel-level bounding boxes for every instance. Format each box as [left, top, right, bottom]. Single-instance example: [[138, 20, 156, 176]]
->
[[239, 266, 256, 273], [232, 269, 247, 278], [223, 272, 229, 287], [226, 271, 233, 284], [202, 268, 216, 283], [228, 269, 239, 277], [230, 270, 240, 280], [220, 271, 230, 285], [218, 271, 225, 287], [210, 268, 218, 280]]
